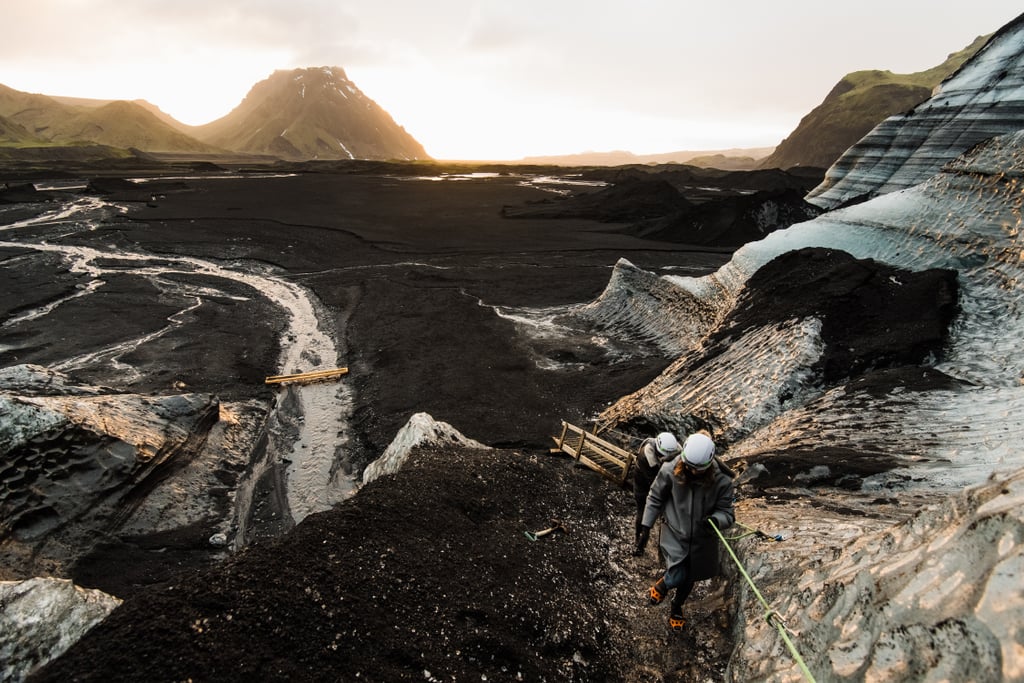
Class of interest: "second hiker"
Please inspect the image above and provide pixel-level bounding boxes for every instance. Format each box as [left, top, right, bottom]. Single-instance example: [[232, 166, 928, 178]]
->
[[635, 430, 735, 631]]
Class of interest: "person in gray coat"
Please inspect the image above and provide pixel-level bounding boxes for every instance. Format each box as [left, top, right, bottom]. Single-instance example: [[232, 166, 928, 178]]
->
[[631, 432, 682, 556], [635, 430, 735, 630]]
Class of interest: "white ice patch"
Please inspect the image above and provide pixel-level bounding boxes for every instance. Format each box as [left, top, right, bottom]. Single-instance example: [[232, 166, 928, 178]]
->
[[579, 258, 731, 356], [336, 139, 355, 159], [0, 577, 121, 683], [0, 396, 69, 455], [361, 413, 487, 486], [606, 318, 824, 441]]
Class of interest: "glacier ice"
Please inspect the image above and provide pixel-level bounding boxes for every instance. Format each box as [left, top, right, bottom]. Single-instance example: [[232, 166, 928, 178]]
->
[[807, 13, 1024, 209]]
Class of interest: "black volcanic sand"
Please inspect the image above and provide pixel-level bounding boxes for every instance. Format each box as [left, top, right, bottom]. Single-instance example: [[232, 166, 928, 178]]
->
[[65, 172, 731, 456], [32, 446, 737, 682], [4, 168, 737, 680], [6, 166, 960, 681]]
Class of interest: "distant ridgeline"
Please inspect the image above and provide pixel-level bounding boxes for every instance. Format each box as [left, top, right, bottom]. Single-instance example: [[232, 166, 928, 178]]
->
[[807, 12, 1024, 209], [759, 33, 990, 171], [0, 67, 429, 162], [0, 27, 997, 171]]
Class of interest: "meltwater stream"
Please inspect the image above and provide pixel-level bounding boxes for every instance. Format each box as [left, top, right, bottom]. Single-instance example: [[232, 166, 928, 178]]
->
[[0, 198, 354, 523]]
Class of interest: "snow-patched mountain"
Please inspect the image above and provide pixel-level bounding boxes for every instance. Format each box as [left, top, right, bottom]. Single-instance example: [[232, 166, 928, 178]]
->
[[192, 67, 429, 161], [807, 11, 1024, 209]]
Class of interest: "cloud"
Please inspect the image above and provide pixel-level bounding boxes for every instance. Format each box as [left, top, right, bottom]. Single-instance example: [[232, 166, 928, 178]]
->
[[1, 0, 1021, 155]]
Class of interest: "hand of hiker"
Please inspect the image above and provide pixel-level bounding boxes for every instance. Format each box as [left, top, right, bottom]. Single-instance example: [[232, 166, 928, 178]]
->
[[632, 526, 651, 556]]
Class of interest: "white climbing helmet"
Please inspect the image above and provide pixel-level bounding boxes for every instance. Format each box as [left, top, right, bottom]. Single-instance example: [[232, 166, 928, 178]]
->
[[654, 432, 682, 460], [682, 432, 716, 470]]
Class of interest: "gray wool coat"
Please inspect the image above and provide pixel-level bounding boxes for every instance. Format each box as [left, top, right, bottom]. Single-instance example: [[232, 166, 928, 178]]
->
[[641, 457, 736, 581]]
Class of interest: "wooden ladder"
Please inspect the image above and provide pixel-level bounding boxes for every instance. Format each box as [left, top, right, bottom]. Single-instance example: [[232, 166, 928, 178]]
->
[[551, 420, 634, 485]]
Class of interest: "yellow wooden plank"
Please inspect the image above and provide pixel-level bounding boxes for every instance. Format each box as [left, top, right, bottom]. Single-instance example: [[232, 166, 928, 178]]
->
[[577, 454, 622, 484], [282, 366, 347, 376], [265, 367, 349, 385], [265, 367, 348, 380]]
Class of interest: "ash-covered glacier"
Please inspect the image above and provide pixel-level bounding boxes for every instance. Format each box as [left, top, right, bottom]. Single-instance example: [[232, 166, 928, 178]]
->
[[807, 12, 1024, 210], [586, 132, 1024, 681]]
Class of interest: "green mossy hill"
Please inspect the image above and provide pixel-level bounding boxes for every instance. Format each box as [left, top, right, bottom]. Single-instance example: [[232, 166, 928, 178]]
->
[[760, 34, 989, 171], [0, 112, 37, 145], [0, 143, 133, 161], [0, 84, 221, 155], [42, 100, 222, 154]]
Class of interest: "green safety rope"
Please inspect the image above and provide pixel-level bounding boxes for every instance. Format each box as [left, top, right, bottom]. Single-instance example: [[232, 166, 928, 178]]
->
[[722, 521, 783, 542], [709, 518, 817, 683]]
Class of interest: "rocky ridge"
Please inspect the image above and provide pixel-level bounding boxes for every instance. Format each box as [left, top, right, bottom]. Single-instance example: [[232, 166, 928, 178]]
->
[[0, 84, 221, 154], [0, 364, 259, 583], [0, 66, 430, 162]]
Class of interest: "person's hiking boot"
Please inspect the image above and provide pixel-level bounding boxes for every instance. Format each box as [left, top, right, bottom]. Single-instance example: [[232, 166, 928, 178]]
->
[[669, 609, 686, 631], [648, 578, 667, 605]]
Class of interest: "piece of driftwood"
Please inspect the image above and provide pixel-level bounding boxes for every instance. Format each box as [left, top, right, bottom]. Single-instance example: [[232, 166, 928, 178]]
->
[[264, 367, 349, 386]]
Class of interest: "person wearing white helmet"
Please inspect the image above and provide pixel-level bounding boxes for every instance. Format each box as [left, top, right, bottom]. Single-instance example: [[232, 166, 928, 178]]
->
[[631, 431, 682, 556], [635, 430, 734, 631]]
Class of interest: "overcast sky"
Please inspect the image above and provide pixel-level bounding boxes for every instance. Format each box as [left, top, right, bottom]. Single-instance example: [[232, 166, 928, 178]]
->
[[2, 1, 1021, 160]]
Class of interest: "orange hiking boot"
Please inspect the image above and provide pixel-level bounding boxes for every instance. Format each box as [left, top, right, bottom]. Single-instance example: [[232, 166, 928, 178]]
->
[[648, 578, 667, 605], [669, 611, 686, 631]]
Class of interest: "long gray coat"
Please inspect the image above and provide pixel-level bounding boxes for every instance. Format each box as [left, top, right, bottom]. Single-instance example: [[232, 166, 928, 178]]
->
[[641, 457, 735, 581]]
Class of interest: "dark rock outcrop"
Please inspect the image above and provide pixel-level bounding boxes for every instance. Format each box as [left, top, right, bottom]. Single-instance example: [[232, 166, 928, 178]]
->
[[501, 175, 692, 221], [712, 247, 960, 384], [630, 188, 822, 247], [502, 171, 822, 247], [0, 182, 46, 204], [0, 365, 221, 579]]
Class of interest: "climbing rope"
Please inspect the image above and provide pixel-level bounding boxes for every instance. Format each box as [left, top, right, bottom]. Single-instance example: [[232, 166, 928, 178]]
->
[[709, 519, 817, 683], [722, 521, 784, 542]]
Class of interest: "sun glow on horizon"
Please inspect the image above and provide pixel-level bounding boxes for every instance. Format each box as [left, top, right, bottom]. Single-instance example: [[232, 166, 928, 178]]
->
[[348, 66, 793, 161], [5, 62, 793, 160]]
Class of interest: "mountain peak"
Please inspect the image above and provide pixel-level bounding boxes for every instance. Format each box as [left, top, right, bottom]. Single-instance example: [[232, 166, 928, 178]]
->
[[193, 66, 430, 161]]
